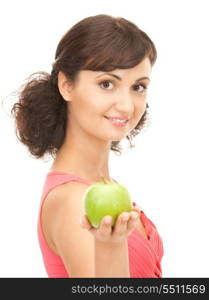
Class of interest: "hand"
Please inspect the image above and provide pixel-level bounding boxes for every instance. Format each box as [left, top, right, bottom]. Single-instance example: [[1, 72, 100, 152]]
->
[[80, 210, 140, 244], [132, 202, 142, 215], [131, 202, 149, 240]]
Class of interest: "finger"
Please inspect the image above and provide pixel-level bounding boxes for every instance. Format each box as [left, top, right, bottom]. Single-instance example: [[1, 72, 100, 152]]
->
[[80, 215, 94, 230], [81, 216, 104, 238], [127, 211, 139, 234], [97, 216, 112, 238], [132, 204, 141, 215], [112, 212, 130, 236]]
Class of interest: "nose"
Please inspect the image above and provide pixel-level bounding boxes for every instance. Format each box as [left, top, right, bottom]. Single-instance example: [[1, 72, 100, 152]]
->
[[114, 91, 134, 116]]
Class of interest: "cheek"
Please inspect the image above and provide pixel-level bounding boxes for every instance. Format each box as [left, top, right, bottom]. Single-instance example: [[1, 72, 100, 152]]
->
[[72, 93, 90, 112], [132, 104, 147, 125], [73, 95, 102, 123], [134, 103, 146, 118]]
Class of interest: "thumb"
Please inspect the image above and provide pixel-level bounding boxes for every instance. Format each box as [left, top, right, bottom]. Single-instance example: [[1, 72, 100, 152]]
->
[[80, 215, 92, 230]]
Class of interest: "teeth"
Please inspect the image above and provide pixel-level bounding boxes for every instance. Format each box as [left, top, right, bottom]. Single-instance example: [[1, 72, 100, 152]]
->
[[107, 118, 127, 123], [112, 119, 126, 123]]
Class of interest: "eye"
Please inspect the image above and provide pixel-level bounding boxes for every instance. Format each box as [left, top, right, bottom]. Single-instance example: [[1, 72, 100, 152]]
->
[[99, 80, 114, 90], [133, 84, 147, 94]]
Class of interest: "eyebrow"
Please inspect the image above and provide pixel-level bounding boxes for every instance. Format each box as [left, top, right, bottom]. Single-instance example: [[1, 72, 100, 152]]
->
[[96, 73, 150, 82]]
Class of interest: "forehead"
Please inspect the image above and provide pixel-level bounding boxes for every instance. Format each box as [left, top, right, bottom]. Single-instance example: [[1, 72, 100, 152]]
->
[[78, 57, 152, 81]]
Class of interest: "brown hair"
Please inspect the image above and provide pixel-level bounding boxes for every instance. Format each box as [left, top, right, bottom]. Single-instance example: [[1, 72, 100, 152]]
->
[[11, 14, 157, 159]]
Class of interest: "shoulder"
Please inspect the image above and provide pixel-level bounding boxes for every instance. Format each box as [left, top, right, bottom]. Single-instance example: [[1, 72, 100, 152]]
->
[[43, 180, 89, 215], [42, 180, 95, 276], [41, 181, 90, 253]]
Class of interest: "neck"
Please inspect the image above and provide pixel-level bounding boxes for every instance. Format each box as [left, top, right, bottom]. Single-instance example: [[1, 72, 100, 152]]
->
[[51, 127, 112, 183]]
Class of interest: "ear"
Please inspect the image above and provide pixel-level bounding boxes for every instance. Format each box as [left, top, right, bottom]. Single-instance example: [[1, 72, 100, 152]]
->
[[57, 71, 73, 101]]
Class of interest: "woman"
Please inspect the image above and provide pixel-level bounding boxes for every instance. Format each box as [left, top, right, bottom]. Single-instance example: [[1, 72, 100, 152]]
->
[[11, 14, 163, 278]]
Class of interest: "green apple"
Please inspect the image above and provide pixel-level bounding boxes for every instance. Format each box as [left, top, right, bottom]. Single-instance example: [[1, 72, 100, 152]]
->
[[83, 177, 132, 228]]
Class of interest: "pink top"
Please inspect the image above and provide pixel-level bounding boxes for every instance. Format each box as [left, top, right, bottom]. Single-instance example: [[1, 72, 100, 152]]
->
[[37, 171, 164, 278]]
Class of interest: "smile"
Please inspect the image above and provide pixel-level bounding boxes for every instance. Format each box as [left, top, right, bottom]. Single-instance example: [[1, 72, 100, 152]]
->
[[104, 116, 129, 127]]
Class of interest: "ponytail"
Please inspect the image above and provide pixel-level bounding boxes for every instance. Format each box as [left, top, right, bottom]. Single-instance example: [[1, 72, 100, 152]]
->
[[11, 71, 67, 159]]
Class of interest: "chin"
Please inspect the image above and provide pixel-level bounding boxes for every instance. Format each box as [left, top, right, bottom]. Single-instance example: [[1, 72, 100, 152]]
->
[[107, 134, 127, 142]]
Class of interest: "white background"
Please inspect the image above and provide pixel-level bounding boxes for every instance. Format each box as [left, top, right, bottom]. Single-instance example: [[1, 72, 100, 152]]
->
[[0, 0, 208, 277]]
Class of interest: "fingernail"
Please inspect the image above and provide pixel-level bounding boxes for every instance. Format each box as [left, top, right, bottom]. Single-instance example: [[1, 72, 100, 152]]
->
[[122, 214, 129, 222], [105, 216, 112, 225]]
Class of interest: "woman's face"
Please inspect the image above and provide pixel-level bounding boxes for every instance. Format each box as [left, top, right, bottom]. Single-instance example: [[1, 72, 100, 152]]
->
[[63, 57, 152, 143]]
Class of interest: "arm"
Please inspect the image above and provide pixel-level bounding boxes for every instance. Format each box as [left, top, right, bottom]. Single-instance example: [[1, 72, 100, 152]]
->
[[43, 181, 139, 277], [81, 208, 139, 278], [44, 182, 96, 277], [95, 239, 129, 277]]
